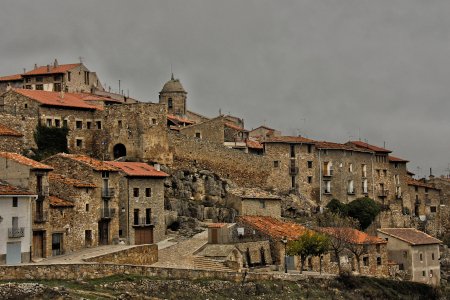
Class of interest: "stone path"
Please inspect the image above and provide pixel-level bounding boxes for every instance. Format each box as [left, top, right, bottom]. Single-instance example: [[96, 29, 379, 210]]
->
[[152, 230, 208, 269]]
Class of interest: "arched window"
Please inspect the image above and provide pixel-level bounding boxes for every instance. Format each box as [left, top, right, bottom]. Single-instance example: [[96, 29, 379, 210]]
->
[[168, 98, 173, 109]]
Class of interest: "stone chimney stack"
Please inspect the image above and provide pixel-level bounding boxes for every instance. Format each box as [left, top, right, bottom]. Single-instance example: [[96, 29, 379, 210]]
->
[[54, 59, 58, 68], [34, 64, 38, 69]]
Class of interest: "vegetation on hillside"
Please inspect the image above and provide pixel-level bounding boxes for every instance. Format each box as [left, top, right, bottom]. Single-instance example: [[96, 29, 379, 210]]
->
[[32, 124, 69, 160], [326, 197, 381, 230]]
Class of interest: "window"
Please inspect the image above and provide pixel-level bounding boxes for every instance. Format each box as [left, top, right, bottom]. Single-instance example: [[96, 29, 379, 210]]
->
[[146, 208, 151, 224], [12, 216, 18, 228], [195, 132, 201, 139], [430, 206, 437, 213], [348, 180, 354, 194], [54, 75, 62, 81], [12, 197, 18, 207], [363, 256, 369, 266], [259, 200, 266, 208], [36, 84, 43, 90], [76, 139, 83, 148], [54, 83, 61, 92], [25, 85, 32, 89], [133, 209, 139, 225], [377, 257, 382, 265], [46, 118, 52, 127], [67, 71, 71, 82], [307, 161, 313, 168], [376, 169, 380, 176], [151, 118, 157, 125], [84, 71, 90, 84], [420, 253, 423, 262], [362, 179, 368, 194], [422, 271, 426, 277], [383, 169, 387, 177], [63, 119, 68, 127], [36, 76, 43, 82], [118, 120, 122, 128], [349, 163, 353, 172], [307, 144, 312, 153], [273, 161, 280, 168], [76, 120, 83, 129], [86, 203, 89, 212], [25, 77, 31, 83], [101, 171, 109, 178], [432, 253, 435, 260], [133, 188, 139, 197], [290, 144, 295, 158], [394, 163, 399, 169], [24, 103, 28, 108], [362, 164, 367, 177], [145, 188, 152, 197], [54, 119, 61, 128], [168, 98, 173, 108], [307, 176, 312, 184], [415, 186, 418, 192], [376, 244, 380, 253], [96, 121, 102, 129], [86, 121, 92, 129], [430, 270, 433, 277], [324, 181, 331, 194]]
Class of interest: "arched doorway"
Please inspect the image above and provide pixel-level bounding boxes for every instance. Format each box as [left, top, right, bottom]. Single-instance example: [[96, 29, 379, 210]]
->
[[113, 143, 126, 159]]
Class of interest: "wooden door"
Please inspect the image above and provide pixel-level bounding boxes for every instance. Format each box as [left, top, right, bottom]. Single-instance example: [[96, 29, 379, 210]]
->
[[98, 221, 109, 245], [211, 228, 218, 244], [33, 231, 44, 258], [135, 228, 153, 245]]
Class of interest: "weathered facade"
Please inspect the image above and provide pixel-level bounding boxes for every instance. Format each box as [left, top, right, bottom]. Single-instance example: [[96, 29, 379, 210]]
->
[[0, 124, 23, 153], [225, 187, 281, 218], [159, 75, 187, 116]]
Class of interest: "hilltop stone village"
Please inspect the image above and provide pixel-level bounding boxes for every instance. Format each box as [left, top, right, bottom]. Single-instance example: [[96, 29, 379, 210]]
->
[[0, 60, 448, 287]]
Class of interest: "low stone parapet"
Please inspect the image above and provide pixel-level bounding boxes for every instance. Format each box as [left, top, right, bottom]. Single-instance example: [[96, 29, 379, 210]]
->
[[82, 244, 158, 265]]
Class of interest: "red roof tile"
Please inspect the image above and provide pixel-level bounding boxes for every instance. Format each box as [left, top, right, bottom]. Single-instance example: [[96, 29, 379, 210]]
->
[[263, 136, 315, 144], [318, 227, 386, 245], [246, 139, 263, 149], [406, 177, 437, 189], [0, 124, 22, 137], [348, 141, 392, 153], [316, 141, 373, 153], [225, 122, 248, 132], [238, 216, 309, 240], [0, 152, 53, 170], [49, 195, 74, 208], [49, 153, 119, 172], [378, 228, 442, 245], [13, 89, 101, 110], [23, 63, 81, 76], [389, 156, 409, 163], [0, 180, 34, 196], [167, 114, 195, 124], [49, 173, 97, 188], [105, 162, 168, 177], [0, 74, 22, 81], [208, 223, 228, 228]]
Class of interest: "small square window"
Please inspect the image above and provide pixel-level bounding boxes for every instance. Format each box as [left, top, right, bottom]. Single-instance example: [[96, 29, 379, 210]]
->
[[307, 176, 312, 184], [307, 161, 313, 168], [363, 256, 369, 266], [259, 200, 266, 209], [273, 161, 280, 168], [46, 118, 52, 127], [96, 121, 102, 129], [195, 132, 201, 139], [54, 119, 61, 128], [145, 188, 152, 197], [76, 139, 83, 148], [151, 118, 157, 125], [118, 120, 122, 128], [133, 188, 139, 197], [63, 119, 68, 127], [422, 271, 426, 277], [76, 121, 83, 129], [102, 171, 109, 178], [377, 257, 381, 265], [35, 84, 43, 90], [307, 144, 312, 153], [432, 253, 435, 260], [24, 103, 28, 108], [430, 206, 437, 213], [86, 121, 92, 129], [86, 203, 90, 212], [12, 197, 18, 207]]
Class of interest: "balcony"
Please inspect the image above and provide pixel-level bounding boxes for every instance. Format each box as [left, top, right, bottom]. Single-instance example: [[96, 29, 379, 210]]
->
[[100, 208, 116, 219], [323, 170, 334, 177], [289, 167, 299, 175], [34, 210, 48, 223], [378, 190, 389, 198], [8, 227, 25, 238], [132, 217, 154, 227], [102, 188, 115, 198]]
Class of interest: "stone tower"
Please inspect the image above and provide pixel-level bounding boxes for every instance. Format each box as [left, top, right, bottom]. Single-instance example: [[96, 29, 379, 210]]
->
[[159, 74, 187, 116]]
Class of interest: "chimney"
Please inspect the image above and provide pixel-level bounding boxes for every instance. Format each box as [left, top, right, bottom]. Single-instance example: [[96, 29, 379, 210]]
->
[[154, 163, 161, 171], [6, 83, 11, 91], [54, 59, 58, 68], [47, 65, 50, 72], [34, 64, 38, 70]]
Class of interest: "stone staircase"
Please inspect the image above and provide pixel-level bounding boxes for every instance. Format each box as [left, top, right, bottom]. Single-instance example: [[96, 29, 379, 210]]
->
[[193, 256, 234, 272]]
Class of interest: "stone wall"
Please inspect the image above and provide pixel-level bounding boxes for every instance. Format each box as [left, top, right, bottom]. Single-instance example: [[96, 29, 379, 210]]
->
[[83, 244, 158, 265], [0, 135, 23, 153], [178, 116, 225, 144], [168, 131, 272, 188]]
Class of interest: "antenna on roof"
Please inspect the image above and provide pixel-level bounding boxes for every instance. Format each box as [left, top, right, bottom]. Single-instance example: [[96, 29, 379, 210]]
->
[[358, 128, 361, 141], [383, 141, 386, 149], [78, 56, 84, 64], [23, 68, 26, 74]]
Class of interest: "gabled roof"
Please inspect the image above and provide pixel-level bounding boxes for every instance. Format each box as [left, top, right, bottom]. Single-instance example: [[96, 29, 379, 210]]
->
[[262, 136, 315, 144], [348, 141, 392, 153], [389, 156, 409, 163], [406, 177, 437, 189], [378, 228, 442, 246], [238, 216, 309, 240], [0, 124, 23, 137], [0, 74, 22, 82], [229, 187, 281, 200], [0, 179, 34, 196], [47, 153, 119, 172], [13, 89, 100, 110], [251, 125, 275, 132], [0, 152, 53, 171], [105, 162, 168, 177], [49, 195, 74, 208], [49, 173, 97, 188], [167, 114, 195, 125], [316, 141, 373, 153], [318, 227, 386, 245], [224, 122, 248, 132], [246, 139, 263, 149], [23, 63, 81, 76]]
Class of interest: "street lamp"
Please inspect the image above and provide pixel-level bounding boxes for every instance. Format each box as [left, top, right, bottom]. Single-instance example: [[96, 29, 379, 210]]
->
[[281, 236, 288, 273]]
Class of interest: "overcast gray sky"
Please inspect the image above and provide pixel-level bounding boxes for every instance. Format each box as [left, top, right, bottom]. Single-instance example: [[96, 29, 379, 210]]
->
[[1, 0, 450, 177]]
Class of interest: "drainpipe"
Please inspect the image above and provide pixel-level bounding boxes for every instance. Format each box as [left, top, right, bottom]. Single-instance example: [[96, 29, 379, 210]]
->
[[319, 150, 322, 208]]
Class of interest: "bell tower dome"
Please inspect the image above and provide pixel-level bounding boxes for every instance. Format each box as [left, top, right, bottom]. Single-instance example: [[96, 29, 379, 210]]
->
[[159, 74, 187, 116]]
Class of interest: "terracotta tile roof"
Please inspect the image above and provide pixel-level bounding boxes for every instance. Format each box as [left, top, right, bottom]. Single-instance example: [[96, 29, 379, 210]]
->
[[389, 156, 409, 163], [105, 162, 168, 177], [167, 114, 195, 124], [0, 124, 22, 137], [348, 141, 392, 153], [207, 223, 228, 228], [0, 74, 22, 81], [49, 153, 119, 172], [316, 141, 373, 153], [318, 227, 386, 245], [75, 93, 121, 103], [49, 195, 74, 208], [262, 136, 315, 144], [246, 139, 263, 149], [0, 179, 34, 196], [49, 173, 96, 188], [406, 177, 437, 189], [13, 89, 101, 110], [377, 228, 442, 245], [228, 187, 281, 200], [23, 63, 81, 76], [225, 122, 248, 132], [0, 152, 53, 170], [238, 216, 309, 240], [251, 125, 275, 131]]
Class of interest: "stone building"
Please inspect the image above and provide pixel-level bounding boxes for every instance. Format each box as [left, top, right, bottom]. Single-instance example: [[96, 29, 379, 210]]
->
[[0, 124, 23, 152], [249, 125, 281, 142], [377, 228, 442, 285], [105, 161, 168, 244], [43, 153, 121, 246], [159, 74, 187, 116], [225, 187, 281, 218], [0, 60, 104, 93], [0, 180, 36, 265], [0, 88, 172, 164], [0, 152, 54, 261]]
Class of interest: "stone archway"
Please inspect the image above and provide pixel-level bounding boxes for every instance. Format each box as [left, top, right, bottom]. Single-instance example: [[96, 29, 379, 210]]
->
[[113, 143, 127, 159]]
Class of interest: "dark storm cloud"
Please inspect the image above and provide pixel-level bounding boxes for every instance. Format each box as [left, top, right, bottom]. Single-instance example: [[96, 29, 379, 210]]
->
[[1, 0, 450, 177]]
